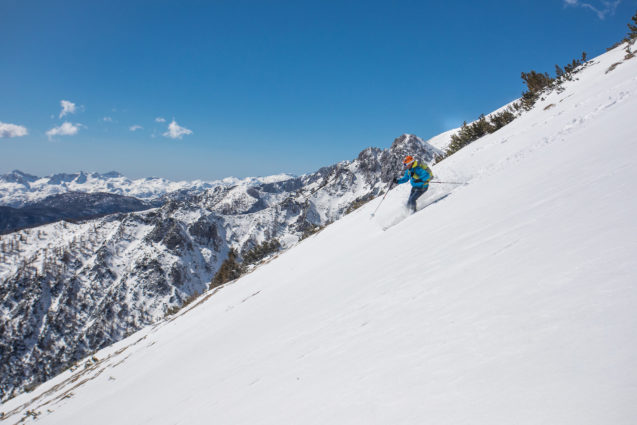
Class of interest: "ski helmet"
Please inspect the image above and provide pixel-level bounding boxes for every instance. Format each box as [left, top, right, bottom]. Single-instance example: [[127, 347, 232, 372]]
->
[[402, 155, 415, 168]]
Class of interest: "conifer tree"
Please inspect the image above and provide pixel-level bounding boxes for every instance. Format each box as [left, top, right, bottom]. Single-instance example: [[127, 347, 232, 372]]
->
[[489, 109, 515, 130], [627, 9, 637, 40], [210, 249, 243, 288], [521, 70, 553, 93], [242, 240, 281, 265]]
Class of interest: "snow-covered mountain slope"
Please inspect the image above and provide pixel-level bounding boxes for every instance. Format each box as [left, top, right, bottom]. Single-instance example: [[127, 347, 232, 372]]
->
[[0, 170, 294, 207], [2, 45, 636, 424], [424, 127, 457, 151], [0, 134, 440, 400]]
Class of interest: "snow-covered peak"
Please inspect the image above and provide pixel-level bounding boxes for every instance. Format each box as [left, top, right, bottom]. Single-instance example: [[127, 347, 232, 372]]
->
[[389, 133, 443, 159], [390, 133, 425, 149], [99, 171, 124, 178], [0, 169, 39, 184]]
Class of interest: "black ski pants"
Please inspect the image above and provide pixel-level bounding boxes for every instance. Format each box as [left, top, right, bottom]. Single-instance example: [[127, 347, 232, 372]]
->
[[407, 185, 428, 212]]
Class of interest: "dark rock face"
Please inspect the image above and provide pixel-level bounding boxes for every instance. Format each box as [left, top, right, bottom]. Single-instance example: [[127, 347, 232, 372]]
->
[[0, 192, 154, 234], [0, 134, 441, 401], [188, 217, 221, 247]]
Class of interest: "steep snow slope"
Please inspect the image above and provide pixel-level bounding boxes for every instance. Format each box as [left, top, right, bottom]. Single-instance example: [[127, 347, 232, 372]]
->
[[424, 127, 457, 151], [2, 46, 636, 424]]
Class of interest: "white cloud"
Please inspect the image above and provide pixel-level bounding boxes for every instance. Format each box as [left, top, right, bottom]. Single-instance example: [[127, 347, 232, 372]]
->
[[163, 120, 192, 139], [103, 116, 113, 122], [155, 117, 166, 123], [129, 125, 143, 132], [59, 100, 77, 118], [0, 122, 28, 138], [46, 122, 80, 140], [563, 0, 621, 19]]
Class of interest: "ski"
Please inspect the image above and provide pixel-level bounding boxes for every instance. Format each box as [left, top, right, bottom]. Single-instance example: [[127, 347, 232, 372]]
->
[[381, 193, 452, 231]]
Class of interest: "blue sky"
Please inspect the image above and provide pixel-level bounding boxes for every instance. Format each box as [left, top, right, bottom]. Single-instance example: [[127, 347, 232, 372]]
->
[[1, 0, 636, 180]]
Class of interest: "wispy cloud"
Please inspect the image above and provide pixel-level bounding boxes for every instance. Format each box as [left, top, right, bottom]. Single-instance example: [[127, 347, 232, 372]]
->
[[155, 117, 166, 123], [59, 100, 77, 118], [163, 120, 192, 139], [46, 122, 80, 140], [103, 116, 113, 122], [129, 125, 143, 132], [0, 122, 28, 138], [563, 0, 622, 19]]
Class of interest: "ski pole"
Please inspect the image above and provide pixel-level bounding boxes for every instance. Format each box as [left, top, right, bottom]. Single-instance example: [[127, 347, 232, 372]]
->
[[370, 181, 395, 218], [430, 180, 466, 185]]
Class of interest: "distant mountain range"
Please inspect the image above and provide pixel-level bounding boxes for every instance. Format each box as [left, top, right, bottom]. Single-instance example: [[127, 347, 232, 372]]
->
[[0, 169, 294, 208], [0, 169, 295, 234]]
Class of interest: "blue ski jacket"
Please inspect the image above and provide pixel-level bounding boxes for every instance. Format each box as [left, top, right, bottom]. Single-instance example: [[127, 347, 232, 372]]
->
[[396, 161, 432, 189]]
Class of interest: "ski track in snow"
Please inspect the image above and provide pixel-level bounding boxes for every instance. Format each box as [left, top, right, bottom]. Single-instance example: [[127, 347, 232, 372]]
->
[[2, 46, 637, 425]]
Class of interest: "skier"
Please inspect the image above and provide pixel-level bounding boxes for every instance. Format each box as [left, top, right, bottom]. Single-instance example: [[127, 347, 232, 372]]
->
[[393, 155, 433, 213]]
